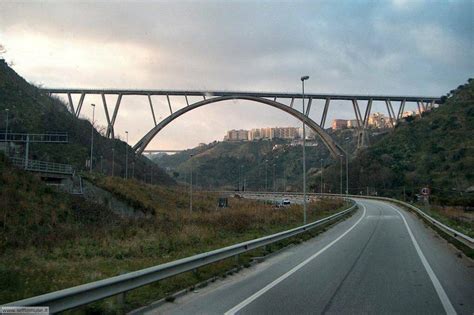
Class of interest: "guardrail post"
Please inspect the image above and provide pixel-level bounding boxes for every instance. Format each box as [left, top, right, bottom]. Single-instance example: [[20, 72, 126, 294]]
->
[[117, 291, 126, 310], [235, 254, 240, 265]]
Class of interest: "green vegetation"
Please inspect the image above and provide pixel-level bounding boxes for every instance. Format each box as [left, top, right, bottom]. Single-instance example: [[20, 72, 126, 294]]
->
[[0, 155, 348, 312], [311, 79, 474, 207], [153, 129, 379, 191], [0, 60, 173, 184]]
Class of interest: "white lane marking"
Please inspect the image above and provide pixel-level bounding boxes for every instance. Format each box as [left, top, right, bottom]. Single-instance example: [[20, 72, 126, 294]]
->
[[224, 203, 367, 315], [385, 203, 456, 315]]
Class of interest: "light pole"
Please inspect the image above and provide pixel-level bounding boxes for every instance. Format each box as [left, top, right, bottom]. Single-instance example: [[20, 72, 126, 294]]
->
[[190, 154, 194, 213], [4, 108, 9, 156], [265, 159, 268, 191], [125, 131, 129, 179], [345, 153, 349, 196], [90, 104, 95, 172], [339, 154, 343, 195], [320, 158, 324, 194], [301, 75, 309, 224], [112, 148, 115, 177], [239, 165, 243, 191]]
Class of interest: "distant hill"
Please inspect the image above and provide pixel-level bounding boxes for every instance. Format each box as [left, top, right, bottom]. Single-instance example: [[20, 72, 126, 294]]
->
[[152, 129, 383, 191], [0, 60, 174, 185], [311, 79, 474, 206]]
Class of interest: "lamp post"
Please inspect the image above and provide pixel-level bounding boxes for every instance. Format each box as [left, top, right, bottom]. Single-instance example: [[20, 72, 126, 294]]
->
[[339, 154, 343, 195], [4, 108, 9, 156], [345, 153, 349, 196], [301, 75, 309, 224], [265, 159, 269, 191], [125, 131, 129, 179], [90, 104, 95, 173], [239, 165, 243, 191], [190, 154, 194, 213], [112, 148, 115, 177], [320, 158, 324, 194]]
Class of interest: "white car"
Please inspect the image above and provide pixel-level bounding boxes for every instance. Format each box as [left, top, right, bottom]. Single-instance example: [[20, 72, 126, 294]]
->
[[282, 198, 291, 206]]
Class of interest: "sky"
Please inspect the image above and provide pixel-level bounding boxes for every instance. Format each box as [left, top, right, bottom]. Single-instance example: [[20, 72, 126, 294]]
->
[[0, 0, 472, 150]]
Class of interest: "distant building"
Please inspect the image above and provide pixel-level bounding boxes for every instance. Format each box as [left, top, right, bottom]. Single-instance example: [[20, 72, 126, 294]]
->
[[332, 119, 348, 130], [346, 119, 359, 129], [402, 111, 416, 118], [368, 112, 392, 129], [273, 127, 299, 139], [224, 129, 248, 141]]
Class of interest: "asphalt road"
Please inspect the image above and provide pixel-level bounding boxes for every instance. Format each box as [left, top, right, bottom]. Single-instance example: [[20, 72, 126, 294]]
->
[[141, 199, 474, 315]]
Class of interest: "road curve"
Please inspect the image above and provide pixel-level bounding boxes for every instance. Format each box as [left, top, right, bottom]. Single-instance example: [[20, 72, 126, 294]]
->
[[140, 199, 474, 315]]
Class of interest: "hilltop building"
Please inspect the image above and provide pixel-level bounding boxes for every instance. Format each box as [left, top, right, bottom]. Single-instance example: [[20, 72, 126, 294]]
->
[[224, 129, 249, 141]]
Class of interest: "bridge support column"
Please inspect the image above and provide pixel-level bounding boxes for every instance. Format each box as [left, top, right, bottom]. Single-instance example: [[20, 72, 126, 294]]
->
[[148, 94, 157, 126], [75, 93, 86, 117], [105, 94, 123, 139], [67, 93, 75, 114], [397, 99, 406, 120], [320, 98, 330, 128]]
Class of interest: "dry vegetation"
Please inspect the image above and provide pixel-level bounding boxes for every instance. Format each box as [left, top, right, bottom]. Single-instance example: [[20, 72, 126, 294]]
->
[[1, 164, 349, 313]]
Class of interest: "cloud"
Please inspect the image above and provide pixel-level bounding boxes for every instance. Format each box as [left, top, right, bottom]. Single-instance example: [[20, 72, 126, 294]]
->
[[0, 0, 472, 149]]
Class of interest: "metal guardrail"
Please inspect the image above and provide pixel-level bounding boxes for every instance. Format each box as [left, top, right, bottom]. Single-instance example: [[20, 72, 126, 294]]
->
[[0, 132, 68, 143], [4, 202, 357, 313], [10, 157, 74, 175], [238, 191, 474, 249]]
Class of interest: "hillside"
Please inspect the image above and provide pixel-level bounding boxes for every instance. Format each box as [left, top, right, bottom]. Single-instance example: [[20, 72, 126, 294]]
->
[[0, 151, 347, 312], [0, 60, 174, 184], [152, 129, 384, 191], [311, 79, 474, 206]]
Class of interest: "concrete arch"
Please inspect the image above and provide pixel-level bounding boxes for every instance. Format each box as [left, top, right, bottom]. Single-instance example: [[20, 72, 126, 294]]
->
[[133, 95, 344, 158]]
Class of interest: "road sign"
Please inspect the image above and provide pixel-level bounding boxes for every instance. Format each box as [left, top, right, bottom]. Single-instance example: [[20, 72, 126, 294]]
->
[[421, 187, 430, 196]]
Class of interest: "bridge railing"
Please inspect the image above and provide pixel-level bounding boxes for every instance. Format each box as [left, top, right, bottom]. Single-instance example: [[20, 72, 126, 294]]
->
[[10, 157, 74, 175], [0, 132, 68, 143], [3, 200, 356, 313]]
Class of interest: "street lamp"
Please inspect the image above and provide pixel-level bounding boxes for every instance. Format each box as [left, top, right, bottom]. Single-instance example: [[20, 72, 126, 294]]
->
[[339, 154, 343, 195], [125, 131, 129, 179], [345, 153, 349, 196], [190, 154, 194, 213], [301, 75, 309, 224], [265, 159, 269, 191], [320, 158, 324, 194], [4, 108, 9, 156], [90, 104, 95, 173], [112, 148, 115, 177]]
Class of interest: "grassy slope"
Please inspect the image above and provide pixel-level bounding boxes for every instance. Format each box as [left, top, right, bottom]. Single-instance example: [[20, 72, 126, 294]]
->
[[153, 129, 374, 191], [1, 156, 347, 312], [0, 60, 174, 184], [313, 79, 474, 205]]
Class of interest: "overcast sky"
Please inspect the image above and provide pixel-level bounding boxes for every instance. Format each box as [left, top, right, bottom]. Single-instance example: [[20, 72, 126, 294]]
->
[[0, 0, 472, 150]]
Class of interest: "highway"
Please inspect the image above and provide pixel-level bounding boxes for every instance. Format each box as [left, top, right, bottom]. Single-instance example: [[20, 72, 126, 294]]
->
[[141, 199, 474, 315]]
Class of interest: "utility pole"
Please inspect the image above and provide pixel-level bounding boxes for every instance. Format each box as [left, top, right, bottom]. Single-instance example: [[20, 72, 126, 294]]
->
[[265, 159, 268, 191], [301, 75, 309, 224], [320, 158, 323, 194], [125, 131, 129, 179], [112, 148, 115, 177], [346, 153, 349, 196], [4, 108, 9, 156], [340, 155, 343, 195], [90, 104, 95, 173], [190, 154, 194, 213]]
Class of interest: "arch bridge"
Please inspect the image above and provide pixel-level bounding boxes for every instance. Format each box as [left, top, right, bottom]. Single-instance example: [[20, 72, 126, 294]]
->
[[42, 88, 440, 159]]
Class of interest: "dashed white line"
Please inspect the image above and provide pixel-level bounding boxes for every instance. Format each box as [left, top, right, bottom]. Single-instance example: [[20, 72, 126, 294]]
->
[[224, 203, 367, 315]]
